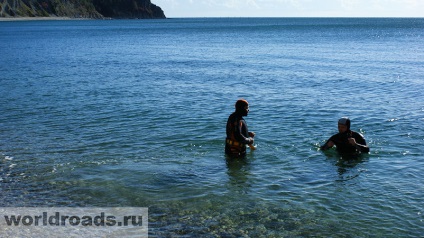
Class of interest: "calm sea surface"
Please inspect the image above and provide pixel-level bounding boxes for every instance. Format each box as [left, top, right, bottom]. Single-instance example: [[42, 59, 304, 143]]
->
[[1, 18, 423, 237]]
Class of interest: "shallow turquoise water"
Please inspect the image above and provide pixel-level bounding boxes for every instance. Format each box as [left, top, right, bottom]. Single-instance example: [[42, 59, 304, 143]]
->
[[1, 18, 423, 237]]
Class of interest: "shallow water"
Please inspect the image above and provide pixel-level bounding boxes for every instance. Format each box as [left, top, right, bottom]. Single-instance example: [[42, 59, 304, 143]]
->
[[1, 18, 424, 237]]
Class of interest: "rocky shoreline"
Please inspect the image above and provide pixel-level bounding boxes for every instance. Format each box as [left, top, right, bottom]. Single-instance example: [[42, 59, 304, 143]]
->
[[0, 17, 73, 21]]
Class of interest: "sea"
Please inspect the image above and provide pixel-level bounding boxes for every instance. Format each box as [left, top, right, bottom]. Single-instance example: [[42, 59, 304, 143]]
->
[[1, 18, 423, 237]]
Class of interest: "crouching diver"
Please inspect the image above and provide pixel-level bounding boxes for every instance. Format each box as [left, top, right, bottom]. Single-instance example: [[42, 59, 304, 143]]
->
[[225, 99, 255, 158], [321, 117, 370, 154]]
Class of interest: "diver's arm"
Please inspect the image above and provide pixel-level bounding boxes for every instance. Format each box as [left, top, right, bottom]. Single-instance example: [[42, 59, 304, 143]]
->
[[348, 137, 370, 153], [234, 120, 253, 144], [349, 133, 370, 153], [356, 143, 370, 153], [320, 140, 334, 150]]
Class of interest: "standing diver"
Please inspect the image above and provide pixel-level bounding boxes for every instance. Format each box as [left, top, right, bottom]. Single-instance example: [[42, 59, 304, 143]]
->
[[225, 99, 255, 158], [321, 117, 369, 154]]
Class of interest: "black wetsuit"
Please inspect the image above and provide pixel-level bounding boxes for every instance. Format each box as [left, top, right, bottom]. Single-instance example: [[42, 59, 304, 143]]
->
[[225, 112, 251, 157], [322, 130, 369, 154]]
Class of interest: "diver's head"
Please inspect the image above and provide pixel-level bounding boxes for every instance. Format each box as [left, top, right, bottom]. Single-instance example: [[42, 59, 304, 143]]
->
[[235, 99, 249, 116], [338, 117, 351, 133]]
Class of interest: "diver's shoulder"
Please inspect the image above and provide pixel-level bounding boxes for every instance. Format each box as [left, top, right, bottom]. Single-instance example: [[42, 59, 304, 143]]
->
[[351, 130, 365, 138]]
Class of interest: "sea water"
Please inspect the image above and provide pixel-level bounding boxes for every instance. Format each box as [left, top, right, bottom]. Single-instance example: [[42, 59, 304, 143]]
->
[[1, 18, 423, 237]]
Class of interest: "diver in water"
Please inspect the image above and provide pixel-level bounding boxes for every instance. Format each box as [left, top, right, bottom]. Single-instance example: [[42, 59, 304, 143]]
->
[[225, 99, 255, 158], [321, 117, 369, 154]]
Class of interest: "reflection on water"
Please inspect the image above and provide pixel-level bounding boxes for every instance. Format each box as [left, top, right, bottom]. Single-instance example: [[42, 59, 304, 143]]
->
[[225, 156, 251, 194]]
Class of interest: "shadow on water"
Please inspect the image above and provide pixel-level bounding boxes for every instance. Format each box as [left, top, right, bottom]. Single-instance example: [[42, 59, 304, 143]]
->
[[321, 149, 369, 182]]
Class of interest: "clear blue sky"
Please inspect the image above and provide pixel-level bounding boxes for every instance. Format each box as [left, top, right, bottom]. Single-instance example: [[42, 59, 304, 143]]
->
[[152, 0, 424, 18]]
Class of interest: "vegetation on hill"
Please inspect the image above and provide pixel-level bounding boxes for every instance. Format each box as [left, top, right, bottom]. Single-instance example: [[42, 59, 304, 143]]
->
[[0, 0, 166, 19]]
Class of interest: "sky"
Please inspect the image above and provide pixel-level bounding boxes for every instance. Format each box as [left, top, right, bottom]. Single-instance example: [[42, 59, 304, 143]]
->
[[152, 0, 424, 18]]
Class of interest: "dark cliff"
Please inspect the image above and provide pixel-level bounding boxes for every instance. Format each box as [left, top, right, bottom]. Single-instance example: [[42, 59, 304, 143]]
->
[[0, 0, 166, 19]]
